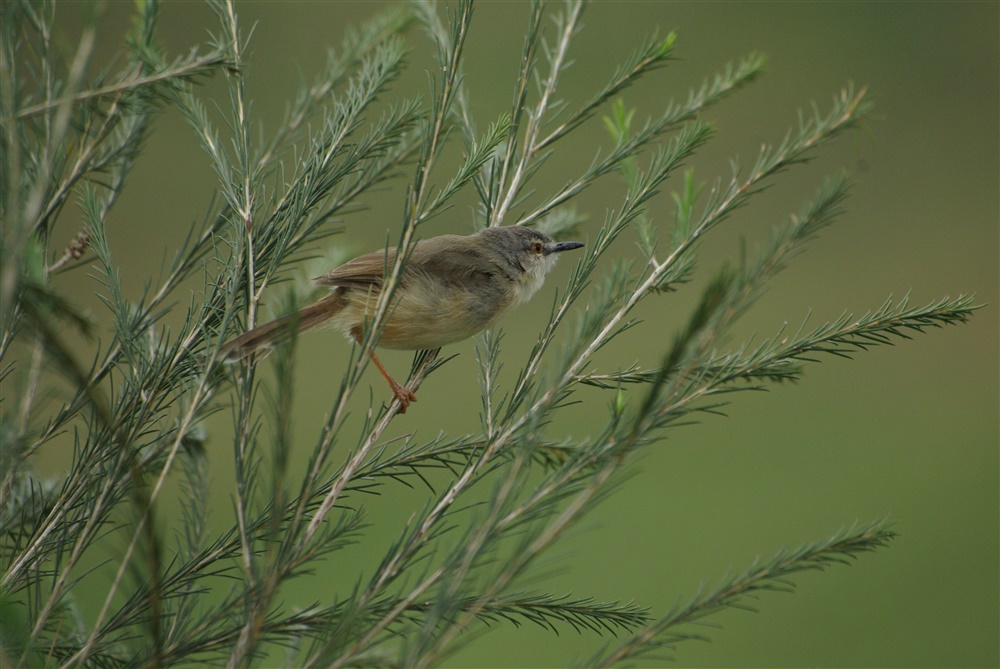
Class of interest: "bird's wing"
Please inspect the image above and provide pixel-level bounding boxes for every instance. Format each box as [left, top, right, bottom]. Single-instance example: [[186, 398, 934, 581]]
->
[[313, 236, 487, 289], [313, 248, 398, 288]]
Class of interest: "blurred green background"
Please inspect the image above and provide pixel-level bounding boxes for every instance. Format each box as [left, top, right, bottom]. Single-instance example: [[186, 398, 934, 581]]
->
[[48, 1, 997, 667]]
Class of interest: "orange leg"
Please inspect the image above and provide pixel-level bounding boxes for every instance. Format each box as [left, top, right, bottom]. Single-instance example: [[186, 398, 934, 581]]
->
[[367, 349, 417, 413]]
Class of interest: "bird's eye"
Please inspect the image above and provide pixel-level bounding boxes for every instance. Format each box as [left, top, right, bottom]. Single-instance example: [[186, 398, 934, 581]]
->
[[531, 241, 544, 254]]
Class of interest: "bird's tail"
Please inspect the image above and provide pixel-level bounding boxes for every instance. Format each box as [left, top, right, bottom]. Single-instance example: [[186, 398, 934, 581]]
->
[[219, 291, 345, 361]]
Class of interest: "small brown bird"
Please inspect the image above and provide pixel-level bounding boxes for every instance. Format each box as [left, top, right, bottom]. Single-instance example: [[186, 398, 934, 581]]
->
[[219, 226, 584, 412]]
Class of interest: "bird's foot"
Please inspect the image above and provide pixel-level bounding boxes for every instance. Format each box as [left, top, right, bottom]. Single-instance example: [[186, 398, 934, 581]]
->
[[390, 383, 417, 414]]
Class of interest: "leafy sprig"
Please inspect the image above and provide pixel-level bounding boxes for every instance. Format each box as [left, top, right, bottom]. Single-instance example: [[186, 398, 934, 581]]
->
[[0, 1, 976, 667]]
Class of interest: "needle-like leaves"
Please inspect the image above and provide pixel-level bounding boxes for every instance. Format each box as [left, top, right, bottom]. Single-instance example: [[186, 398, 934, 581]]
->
[[0, 1, 976, 667]]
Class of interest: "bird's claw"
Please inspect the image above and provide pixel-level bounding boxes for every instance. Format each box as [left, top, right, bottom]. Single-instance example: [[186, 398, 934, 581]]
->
[[391, 384, 417, 414]]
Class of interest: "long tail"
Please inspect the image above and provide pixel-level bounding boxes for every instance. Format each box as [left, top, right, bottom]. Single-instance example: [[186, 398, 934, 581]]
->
[[219, 292, 344, 360]]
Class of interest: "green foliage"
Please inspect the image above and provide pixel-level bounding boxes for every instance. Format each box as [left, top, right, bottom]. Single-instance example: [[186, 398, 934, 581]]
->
[[0, 0, 977, 667]]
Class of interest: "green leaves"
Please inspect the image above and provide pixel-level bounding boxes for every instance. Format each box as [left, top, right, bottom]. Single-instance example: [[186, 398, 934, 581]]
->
[[0, 1, 975, 667], [422, 114, 514, 223], [585, 521, 898, 666]]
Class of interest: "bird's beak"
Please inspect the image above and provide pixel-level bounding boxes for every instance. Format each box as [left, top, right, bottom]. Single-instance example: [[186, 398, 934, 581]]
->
[[548, 241, 585, 254]]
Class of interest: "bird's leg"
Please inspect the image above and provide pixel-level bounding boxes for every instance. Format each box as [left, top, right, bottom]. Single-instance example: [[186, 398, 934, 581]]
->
[[366, 348, 417, 413]]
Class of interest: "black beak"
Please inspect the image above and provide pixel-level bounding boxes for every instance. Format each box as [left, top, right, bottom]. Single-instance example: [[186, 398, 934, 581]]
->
[[549, 241, 585, 254]]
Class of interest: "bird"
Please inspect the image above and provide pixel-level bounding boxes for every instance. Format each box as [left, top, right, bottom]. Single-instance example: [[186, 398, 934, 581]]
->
[[219, 225, 584, 412]]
